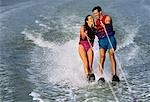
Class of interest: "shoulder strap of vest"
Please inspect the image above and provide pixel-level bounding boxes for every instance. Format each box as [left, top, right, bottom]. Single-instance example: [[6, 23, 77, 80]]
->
[[101, 15, 107, 24]]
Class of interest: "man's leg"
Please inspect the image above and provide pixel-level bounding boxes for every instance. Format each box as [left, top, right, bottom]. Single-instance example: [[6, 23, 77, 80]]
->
[[108, 36, 120, 82], [109, 48, 116, 75], [99, 48, 106, 76], [109, 49, 120, 82]]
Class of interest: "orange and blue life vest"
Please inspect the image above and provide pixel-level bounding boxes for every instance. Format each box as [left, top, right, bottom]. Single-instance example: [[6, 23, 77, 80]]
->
[[95, 15, 115, 39]]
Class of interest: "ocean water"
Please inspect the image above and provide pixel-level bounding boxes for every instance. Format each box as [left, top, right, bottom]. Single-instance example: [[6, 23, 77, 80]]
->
[[0, 0, 150, 102]]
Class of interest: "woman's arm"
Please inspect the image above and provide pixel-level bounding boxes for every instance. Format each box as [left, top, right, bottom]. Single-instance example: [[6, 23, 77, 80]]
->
[[80, 25, 86, 39]]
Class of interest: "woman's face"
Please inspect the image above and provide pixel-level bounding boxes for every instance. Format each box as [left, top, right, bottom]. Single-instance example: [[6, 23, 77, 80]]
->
[[87, 16, 94, 25]]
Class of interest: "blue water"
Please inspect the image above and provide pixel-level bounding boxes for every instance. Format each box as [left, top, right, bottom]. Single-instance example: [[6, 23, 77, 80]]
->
[[0, 0, 150, 102]]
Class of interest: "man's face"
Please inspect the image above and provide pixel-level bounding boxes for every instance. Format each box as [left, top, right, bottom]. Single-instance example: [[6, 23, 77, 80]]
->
[[93, 9, 101, 19]]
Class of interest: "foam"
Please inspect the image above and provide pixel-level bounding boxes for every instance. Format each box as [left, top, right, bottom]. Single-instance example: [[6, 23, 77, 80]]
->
[[29, 92, 49, 102], [22, 30, 56, 49], [117, 25, 140, 50], [22, 31, 88, 88], [22, 15, 90, 88], [46, 39, 89, 87], [127, 45, 139, 61]]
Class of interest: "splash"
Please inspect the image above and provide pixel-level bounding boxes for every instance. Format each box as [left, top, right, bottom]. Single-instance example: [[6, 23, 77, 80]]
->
[[22, 29, 56, 49]]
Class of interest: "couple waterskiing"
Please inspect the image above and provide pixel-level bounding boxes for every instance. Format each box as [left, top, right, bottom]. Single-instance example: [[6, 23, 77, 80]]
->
[[78, 6, 120, 83]]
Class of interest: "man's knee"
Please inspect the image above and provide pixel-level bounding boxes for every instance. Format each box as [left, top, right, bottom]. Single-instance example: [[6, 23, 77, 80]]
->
[[109, 49, 114, 57], [100, 50, 105, 59], [101, 54, 105, 58], [100, 53, 105, 59]]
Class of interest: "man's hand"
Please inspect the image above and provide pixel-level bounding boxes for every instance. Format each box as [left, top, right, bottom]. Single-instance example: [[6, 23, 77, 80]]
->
[[105, 16, 112, 24], [100, 21, 105, 28]]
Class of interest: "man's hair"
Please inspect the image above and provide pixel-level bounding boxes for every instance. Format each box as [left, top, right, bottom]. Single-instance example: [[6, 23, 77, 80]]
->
[[92, 6, 102, 12]]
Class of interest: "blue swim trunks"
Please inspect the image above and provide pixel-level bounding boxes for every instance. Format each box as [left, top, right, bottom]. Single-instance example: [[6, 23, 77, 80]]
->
[[98, 35, 117, 52]]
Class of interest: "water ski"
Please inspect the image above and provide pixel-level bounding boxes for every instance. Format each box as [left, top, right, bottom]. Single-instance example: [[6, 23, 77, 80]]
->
[[87, 73, 95, 82], [97, 77, 105, 85], [112, 75, 120, 82], [111, 75, 120, 85]]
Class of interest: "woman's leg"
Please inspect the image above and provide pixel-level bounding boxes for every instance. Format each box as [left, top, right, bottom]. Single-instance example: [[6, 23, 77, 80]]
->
[[78, 45, 89, 77], [87, 48, 94, 73]]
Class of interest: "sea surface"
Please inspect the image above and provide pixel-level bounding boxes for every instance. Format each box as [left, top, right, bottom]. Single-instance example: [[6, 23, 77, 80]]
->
[[0, 0, 150, 102]]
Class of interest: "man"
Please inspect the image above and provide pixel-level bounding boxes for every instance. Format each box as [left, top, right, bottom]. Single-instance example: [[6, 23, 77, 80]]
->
[[92, 6, 120, 82]]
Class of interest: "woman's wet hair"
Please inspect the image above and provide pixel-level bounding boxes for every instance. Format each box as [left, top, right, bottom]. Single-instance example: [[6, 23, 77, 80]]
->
[[85, 15, 91, 24], [92, 6, 102, 12], [84, 15, 95, 32], [84, 15, 92, 29]]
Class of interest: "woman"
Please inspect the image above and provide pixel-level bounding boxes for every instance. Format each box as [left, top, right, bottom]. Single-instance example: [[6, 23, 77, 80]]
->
[[78, 15, 96, 81]]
